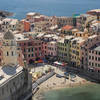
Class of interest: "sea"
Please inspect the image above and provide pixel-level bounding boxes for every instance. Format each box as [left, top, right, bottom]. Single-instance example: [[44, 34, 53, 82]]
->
[[0, 0, 100, 100], [43, 84, 100, 100], [0, 0, 100, 19]]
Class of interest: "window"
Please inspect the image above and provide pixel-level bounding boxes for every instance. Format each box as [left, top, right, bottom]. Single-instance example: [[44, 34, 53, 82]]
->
[[24, 54, 26, 58], [35, 53, 37, 57], [35, 48, 37, 50], [24, 48, 26, 52], [39, 47, 41, 50], [12, 51, 14, 56], [35, 43, 37, 45], [28, 54, 30, 57], [24, 43, 26, 45], [31, 48, 34, 52], [28, 42, 32, 46], [7, 52, 9, 56], [92, 51, 94, 53], [92, 56, 94, 60], [89, 56, 91, 59], [98, 57, 100, 61], [95, 57, 97, 61], [89, 62, 91, 66], [17, 48, 20, 50], [92, 63, 94, 66], [31, 54, 34, 57], [28, 48, 30, 52], [95, 63, 97, 67], [96, 51, 98, 55], [39, 53, 41, 56]]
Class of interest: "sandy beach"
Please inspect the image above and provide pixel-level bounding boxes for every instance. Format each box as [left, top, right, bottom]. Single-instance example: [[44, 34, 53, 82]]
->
[[32, 74, 92, 100]]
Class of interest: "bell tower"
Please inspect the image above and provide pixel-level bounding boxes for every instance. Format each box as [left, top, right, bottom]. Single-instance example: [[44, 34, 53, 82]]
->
[[2, 30, 18, 66]]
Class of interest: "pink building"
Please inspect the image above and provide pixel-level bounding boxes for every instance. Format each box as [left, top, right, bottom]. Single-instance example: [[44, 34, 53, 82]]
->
[[88, 45, 100, 71], [42, 41, 48, 57], [81, 35, 100, 69], [16, 34, 44, 64], [47, 41, 57, 57]]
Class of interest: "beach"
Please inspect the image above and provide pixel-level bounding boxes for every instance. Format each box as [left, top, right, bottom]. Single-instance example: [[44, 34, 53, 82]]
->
[[32, 74, 92, 100]]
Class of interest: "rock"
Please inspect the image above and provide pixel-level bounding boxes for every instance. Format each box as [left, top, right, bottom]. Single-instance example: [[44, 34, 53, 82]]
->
[[0, 10, 13, 17]]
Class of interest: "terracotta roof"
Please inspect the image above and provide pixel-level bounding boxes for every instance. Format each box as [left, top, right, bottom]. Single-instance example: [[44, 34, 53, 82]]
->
[[62, 25, 73, 31]]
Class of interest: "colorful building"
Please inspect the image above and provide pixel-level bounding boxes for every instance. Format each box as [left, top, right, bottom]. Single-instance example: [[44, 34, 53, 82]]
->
[[61, 25, 73, 35], [73, 31, 89, 38], [21, 19, 30, 32], [15, 34, 44, 64], [70, 37, 85, 67], [57, 36, 74, 63], [26, 12, 44, 23], [81, 35, 100, 69], [47, 41, 57, 57], [57, 17, 73, 28], [1, 18, 19, 32], [42, 41, 48, 57], [88, 45, 100, 72]]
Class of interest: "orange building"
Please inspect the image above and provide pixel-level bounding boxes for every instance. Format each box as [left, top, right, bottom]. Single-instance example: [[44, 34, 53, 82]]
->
[[61, 25, 73, 34], [21, 20, 30, 32]]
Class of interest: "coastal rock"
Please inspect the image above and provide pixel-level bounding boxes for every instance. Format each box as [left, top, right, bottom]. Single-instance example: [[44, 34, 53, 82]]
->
[[0, 10, 13, 17]]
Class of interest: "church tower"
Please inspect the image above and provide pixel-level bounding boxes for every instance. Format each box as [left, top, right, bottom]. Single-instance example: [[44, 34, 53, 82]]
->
[[2, 30, 18, 66]]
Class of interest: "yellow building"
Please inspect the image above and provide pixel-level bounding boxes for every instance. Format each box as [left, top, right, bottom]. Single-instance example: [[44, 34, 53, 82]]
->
[[57, 36, 74, 63], [70, 37, 85, 67]]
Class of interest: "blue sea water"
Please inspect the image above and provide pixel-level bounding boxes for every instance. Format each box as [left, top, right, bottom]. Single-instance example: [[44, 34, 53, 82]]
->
[[0, 0, 100, 19], [44, 84, 100, 100]]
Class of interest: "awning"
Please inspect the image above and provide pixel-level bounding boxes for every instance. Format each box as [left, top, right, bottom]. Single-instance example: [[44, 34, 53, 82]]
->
[[38, 60, 43, 63], [54, 61, 67, 66], [35, 60, 43, 63]]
